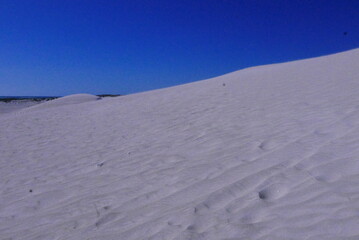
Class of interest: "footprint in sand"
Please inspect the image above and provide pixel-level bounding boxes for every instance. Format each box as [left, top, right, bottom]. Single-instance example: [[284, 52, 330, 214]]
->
[[258, 183, 288, 201]]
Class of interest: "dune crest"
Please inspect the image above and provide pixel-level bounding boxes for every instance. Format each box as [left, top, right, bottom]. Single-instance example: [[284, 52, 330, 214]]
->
[[1, 48, 359, 240]]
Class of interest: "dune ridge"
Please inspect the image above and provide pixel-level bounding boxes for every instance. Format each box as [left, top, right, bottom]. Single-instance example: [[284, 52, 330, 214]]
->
[[1, 48, 359, 240]]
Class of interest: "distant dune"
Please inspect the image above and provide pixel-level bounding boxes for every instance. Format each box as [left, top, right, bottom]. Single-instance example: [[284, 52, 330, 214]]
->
[[1, 48, 359, 240], [0, 95, 121, 115]]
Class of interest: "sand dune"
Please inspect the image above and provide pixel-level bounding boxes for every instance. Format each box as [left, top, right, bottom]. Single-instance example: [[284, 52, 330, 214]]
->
[[1, 48, 359, 240]]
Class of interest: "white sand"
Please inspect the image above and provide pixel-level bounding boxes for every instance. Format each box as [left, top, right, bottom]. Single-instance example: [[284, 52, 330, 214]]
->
[[1, 48, 359, 240], [0, 100, 42, 115]]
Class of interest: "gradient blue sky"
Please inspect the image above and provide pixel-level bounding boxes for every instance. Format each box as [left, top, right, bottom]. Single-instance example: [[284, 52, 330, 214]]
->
[[1, 0, 358, 96]]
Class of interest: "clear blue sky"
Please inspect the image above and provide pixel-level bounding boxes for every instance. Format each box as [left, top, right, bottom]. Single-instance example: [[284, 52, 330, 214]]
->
[[1, 0, 358, 96]]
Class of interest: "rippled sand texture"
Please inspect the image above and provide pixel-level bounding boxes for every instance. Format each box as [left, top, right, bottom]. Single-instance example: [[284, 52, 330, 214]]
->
[[1, 49, 359, 240]]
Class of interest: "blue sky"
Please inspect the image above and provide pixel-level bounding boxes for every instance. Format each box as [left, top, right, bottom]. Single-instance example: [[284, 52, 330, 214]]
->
[[0, 0, 358, 96]]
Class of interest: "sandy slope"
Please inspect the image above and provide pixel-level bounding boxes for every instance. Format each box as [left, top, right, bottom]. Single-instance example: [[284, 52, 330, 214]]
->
[[1, 48, 359, 240], [0, 101, 41, 115]]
